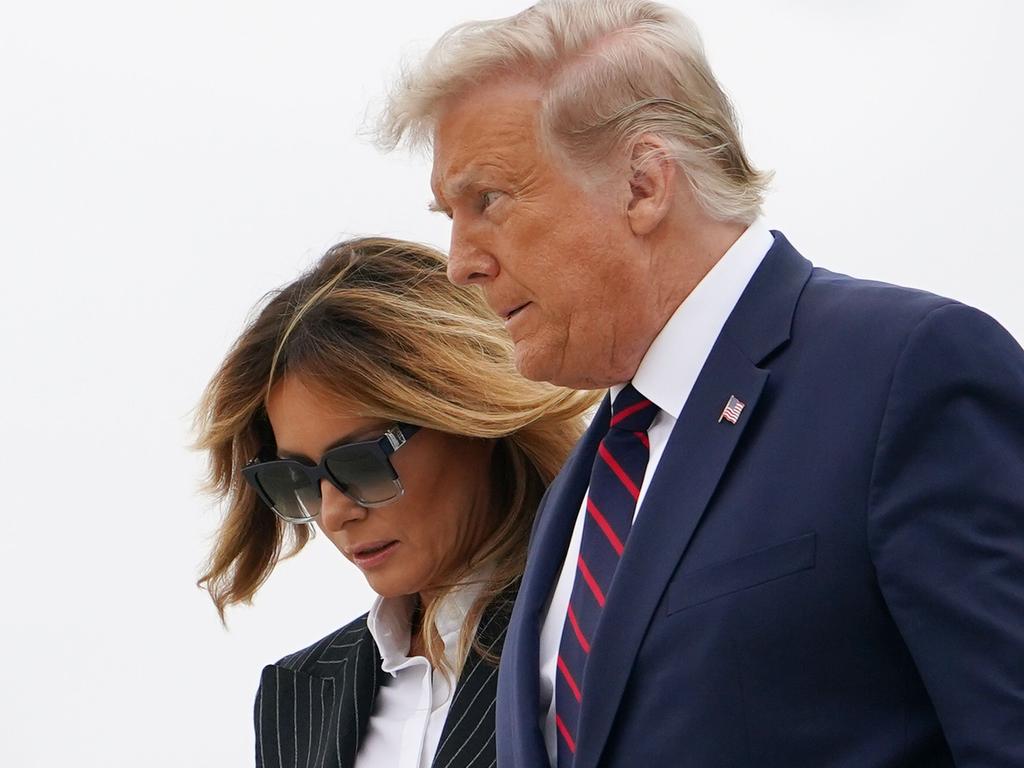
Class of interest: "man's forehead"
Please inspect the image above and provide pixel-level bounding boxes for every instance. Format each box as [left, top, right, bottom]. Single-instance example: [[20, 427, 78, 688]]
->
[[430, 83, 544, 194]]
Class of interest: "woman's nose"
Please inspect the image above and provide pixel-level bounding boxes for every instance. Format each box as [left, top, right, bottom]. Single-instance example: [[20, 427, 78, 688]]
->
[[318, 480, 365, 532]]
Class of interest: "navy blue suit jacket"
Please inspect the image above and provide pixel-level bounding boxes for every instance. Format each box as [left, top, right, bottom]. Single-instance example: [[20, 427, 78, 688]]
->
[[497, 233, 1024, 767]]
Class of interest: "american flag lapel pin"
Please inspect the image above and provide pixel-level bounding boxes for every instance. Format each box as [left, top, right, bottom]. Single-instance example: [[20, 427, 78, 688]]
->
[[719, 395, 745, 424]]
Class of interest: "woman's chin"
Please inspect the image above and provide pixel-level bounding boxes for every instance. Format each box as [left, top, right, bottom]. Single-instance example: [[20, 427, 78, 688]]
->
[[364, 572, 421, 600]]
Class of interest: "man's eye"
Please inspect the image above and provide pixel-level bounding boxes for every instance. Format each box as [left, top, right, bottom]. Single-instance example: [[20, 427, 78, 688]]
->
[[480, 191, 502, 211]]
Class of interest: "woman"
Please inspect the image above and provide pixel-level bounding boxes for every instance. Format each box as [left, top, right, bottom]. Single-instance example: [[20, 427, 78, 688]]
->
[[195, 237, 596, 768]]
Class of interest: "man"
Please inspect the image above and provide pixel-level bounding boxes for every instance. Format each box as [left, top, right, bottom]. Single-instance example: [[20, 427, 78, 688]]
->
[[380, 1, 1024, 765]]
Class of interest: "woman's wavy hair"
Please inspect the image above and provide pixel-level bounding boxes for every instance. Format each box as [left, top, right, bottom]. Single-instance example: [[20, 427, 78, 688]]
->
[[195, 236, 597, 674]]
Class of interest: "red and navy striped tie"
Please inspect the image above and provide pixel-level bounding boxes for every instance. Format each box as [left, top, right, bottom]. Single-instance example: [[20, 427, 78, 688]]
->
[[555, 383, 657, 766]]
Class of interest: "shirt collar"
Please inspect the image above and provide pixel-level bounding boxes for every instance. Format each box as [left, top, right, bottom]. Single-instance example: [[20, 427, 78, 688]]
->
[[366, 575, 487, 675], [615, 217, 774, 417]]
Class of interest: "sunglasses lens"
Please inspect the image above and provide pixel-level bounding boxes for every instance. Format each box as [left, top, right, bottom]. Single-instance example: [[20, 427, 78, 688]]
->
[[324, 443, 401, 505], [254, 463, 320, 522]]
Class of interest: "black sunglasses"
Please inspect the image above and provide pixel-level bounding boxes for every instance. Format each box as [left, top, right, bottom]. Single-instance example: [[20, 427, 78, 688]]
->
[[242, 423, 421, 523]]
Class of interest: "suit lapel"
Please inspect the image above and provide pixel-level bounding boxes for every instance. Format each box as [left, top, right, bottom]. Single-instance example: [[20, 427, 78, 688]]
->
[[336, 633, 385, 768], [258, 624, 384, 768], [573, 233, 813, 768], [526, 396, 612, 608], [499, 397, 611, 766], [431, 589, 516, 768]]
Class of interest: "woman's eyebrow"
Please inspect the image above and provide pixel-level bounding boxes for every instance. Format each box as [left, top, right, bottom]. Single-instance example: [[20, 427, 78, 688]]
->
[[276, 424, 389, 461], [322, 427, 385, 452]]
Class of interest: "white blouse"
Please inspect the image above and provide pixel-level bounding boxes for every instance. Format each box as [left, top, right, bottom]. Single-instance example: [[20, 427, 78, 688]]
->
[[356, 581, 484, 768]]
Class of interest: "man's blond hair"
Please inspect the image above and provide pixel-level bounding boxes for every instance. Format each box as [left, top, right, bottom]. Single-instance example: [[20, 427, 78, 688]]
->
[[379, 0, 771, 224]]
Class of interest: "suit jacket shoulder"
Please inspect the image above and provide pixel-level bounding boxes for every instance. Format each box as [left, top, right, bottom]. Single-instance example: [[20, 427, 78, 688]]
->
[[275, 613, 378, 677], [802, 265, 957, 331]]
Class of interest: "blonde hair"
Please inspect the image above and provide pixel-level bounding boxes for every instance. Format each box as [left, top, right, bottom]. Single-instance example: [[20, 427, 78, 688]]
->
[[379, 0, 771, 224], [195, 237, 597, 674]]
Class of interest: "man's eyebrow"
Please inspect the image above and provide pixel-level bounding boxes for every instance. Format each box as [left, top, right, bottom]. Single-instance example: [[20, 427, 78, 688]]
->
[[429, 175, 468, 216], [434, 170, 477, 204], [429, 169, 486, 216]]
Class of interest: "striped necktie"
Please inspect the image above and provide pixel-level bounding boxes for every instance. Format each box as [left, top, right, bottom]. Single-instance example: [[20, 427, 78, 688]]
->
[[555, 383, 658, 766]]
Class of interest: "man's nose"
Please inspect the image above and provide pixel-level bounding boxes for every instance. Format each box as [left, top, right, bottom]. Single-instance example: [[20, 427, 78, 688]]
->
[[447, 219, 499, 286], [318, 480, 365, 533]]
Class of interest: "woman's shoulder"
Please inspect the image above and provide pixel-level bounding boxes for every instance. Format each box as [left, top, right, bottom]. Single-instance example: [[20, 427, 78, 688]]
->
[[271, 612, 375, 676]]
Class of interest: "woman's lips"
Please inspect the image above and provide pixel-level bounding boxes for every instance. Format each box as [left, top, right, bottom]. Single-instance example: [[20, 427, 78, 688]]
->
[[350, 540, 399, 569]]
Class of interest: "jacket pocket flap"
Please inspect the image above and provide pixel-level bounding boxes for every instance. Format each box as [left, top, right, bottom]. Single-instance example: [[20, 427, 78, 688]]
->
[[667, 531, 816, 614]]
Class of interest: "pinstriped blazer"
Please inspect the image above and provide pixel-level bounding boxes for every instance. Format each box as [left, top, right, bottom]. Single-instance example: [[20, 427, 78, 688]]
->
[[254, 590, 514, 768]]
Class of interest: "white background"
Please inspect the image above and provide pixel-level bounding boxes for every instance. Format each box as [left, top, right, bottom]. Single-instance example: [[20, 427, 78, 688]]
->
[[1, 1, 1021, 765]]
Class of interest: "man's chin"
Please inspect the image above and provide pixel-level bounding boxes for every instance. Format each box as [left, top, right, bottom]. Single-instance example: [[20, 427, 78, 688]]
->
[[515, 341, 636, 390], [513, 340, 561, 384], [513, 341, 590, 389]]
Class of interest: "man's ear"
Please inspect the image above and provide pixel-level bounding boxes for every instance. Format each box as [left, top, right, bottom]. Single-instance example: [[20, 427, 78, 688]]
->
[[626, 134, 677, 236]]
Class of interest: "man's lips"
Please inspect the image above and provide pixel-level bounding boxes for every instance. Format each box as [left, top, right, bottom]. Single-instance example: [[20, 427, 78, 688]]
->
[[501, 302, 530, 323]]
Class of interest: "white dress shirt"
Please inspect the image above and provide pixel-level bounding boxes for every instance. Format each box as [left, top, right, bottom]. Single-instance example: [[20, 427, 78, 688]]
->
[[538, 218, 776, 764], [358, 579, 484, 768]]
